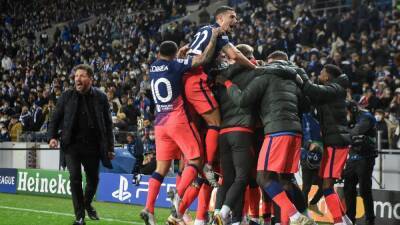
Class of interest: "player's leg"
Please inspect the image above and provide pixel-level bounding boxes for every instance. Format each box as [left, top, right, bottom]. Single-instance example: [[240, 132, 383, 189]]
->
[[173, 122, 203, 199], [167, 122, 203, 223], [230, 193, 245, 225], [343, 160, 358, 224], [184, 74, 220, 186], [141, 160, 172, 225], [177, 177, 203, 223], [301, 166, 313, 205], [319, 146, 350, 225], [194, 181, 212, 225], [214, 133, 234, 214], [248, 182, 261, 224], [219, 132, 253, 222], [257, 134, 314, 225], [142, 126, 178, 225], [280, 173, 307, 224], [261, 192, 273, 225], [309, 170, 324, 215], [202, 108, 221, 163], [357, 158, 375, 225], [201, 108, 221, 187]]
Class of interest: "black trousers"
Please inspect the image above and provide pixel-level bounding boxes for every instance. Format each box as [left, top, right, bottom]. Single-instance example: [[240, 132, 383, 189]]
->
[[65, 144, 100, 219], [301, 166, 323, 205], [215, 131, 254, 222], [343, 157, 376, 224]]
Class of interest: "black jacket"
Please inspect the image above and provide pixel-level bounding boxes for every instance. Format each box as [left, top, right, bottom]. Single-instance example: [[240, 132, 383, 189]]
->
[[217, 63, 298, 129], [348, 110, 377, 158], [302, 75, 351, 146], [48, 87, 114, 168], [225, 61, 303, 135]]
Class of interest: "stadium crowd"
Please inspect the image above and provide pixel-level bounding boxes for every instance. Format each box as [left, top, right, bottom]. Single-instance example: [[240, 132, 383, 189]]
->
[[1, 1, 400, 225], [0, 0, 399, 149]]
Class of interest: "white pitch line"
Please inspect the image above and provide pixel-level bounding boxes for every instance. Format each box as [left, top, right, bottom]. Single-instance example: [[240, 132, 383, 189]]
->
[[0, 205, 142, 225]]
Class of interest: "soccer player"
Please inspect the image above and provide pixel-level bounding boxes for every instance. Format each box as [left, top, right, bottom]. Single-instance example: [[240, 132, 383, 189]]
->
[[216, 51, 315, 225], [184, 6, 256, 186], [140, 27, 221, 225], [299, 64, 353, 225]]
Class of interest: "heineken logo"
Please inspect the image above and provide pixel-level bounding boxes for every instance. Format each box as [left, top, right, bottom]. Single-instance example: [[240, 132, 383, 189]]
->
[[16, 170, 80, 197]]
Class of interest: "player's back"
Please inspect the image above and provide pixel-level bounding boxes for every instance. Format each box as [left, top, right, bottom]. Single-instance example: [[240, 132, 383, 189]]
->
[[149, 58, 192, 126]]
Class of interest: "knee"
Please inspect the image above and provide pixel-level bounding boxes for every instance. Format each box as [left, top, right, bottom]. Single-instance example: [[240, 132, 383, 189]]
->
[[322, 179, 333, 190], [359, 185, 372, 196], [234, 177, 248, 188], [256, 173, 270, 188], [86, 175, 99, 185], [155, 164, 171, 177], [69, 173, 82, 183], [249, 177, 258, 188], [187, 159, 202, 170]]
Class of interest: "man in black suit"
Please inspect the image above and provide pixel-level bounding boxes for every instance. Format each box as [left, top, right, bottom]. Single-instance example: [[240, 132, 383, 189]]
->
[[48, 64, 115, 225]]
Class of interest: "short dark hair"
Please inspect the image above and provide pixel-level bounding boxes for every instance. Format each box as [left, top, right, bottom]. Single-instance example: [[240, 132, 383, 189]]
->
[[324, 64, 342, 78], [267, 51, 288, 61], [214, 6, 234, 17], [159, 41, 178, 57], [73, 64, 94, 77]]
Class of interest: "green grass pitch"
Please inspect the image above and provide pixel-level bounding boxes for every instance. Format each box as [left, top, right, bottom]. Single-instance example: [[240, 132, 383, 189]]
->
[[0, 193, 331, 225]]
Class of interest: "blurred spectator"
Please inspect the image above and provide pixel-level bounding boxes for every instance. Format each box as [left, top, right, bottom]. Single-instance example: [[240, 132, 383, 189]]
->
[[358, 88, 379, 113], [8, 115, 23, 141], [375, 109, 389, 149], [135, 90, 152, 120], [126, 133, 144, 159], [0, 123, 11, 141], [140, 150, 156, 175], [1, 55, 13, 71], [122, 97, 140, 132], [387, 107, 399, 148], [32, 102, 44, 131], [20, 106, 33, 132]]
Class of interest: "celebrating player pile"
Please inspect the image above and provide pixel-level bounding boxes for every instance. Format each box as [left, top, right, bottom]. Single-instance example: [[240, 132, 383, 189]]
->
[[141, 5, 353, 225]]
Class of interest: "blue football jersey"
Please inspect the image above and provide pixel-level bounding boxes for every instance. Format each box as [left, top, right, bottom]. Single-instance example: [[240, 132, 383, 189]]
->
[[149, 57, 193, 125], [187, 24, 230, 69]]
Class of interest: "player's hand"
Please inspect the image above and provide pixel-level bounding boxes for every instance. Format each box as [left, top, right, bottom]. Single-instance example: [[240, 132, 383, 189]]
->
[[108, 152, 115, 160], [49, 139, 58, 149], [212, 27, 224, 36], [309, 143, 318, 151], [215, 75, 228, 85], [295, 74, 304, 86], [177, 44, 189, 58]]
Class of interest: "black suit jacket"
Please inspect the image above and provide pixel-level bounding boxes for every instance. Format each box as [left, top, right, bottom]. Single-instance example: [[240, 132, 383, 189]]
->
[[48, 87, 114, 168]]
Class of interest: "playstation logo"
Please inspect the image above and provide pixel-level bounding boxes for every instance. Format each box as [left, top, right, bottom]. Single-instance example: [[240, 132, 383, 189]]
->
[[112, 176, 132, 201]]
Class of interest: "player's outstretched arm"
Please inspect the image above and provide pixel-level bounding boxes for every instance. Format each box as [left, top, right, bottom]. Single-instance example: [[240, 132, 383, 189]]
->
[[222, 44, 256, 70], [191, 27, 221, 67]]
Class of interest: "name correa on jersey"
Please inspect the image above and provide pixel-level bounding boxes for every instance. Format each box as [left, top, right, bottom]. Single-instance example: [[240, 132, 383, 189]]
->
[[149, 58, 192, 125]]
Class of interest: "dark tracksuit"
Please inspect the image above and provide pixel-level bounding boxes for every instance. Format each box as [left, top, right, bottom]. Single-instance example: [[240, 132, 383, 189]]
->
[[215, 63, 294, 223], [344, 110, 377, 225]]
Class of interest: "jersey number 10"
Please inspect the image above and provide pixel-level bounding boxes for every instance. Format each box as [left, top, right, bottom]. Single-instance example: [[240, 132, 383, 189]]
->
[[151, 78, 173, 104]]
